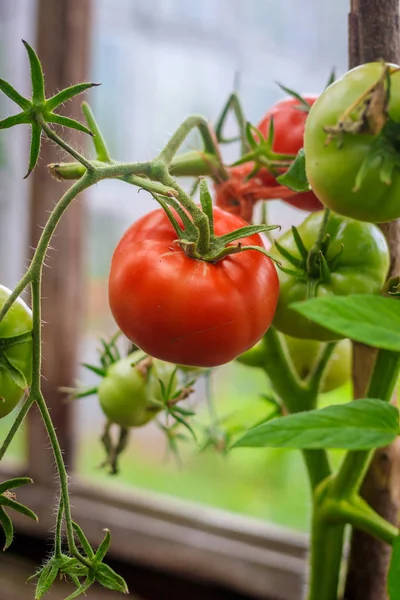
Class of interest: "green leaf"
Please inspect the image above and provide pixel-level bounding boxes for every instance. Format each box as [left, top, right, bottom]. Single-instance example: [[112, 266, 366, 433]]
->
[[22, 40, 45, 104], [46, 82, 99, 112], [388, 536, 400, 599], [0, 506, 13, 549], [25, 121, 42, 179], [292, 295, 400, 351], [276, 148, 310, 192], [232, 399, 399, 450], [95, 563, 129, 594]]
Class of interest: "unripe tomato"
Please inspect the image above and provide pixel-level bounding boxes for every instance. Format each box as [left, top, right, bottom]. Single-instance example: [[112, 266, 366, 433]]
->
[[0, 285, 32, 418], [304, 63, 400, 222], [98, 352, 177, 428], [270, 211, 389, 340], [257, 95, 322, 212], [284, 335, 351, 393], [237, 333, 351, 393]]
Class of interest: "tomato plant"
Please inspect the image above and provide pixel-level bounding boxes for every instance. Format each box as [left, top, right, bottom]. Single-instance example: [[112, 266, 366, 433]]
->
[[108, 206, 279, 367], [270, 211, 390, 340], [237, 334, 351, 393], [0, 284, 32, 418], [304, 63, 400, 222]]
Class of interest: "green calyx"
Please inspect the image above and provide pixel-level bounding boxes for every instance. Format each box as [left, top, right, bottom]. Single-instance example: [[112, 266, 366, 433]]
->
[[274, 222, 343, 295], [154, 178, 280, 263], [0, 40, 97, 177], [0, 477, 37, 550], [232, 120, 296, 179], [0, 331, 32, 390]]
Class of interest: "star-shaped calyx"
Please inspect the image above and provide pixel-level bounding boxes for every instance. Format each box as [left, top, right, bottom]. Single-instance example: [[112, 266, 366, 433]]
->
[[0, 40, 98, 178]]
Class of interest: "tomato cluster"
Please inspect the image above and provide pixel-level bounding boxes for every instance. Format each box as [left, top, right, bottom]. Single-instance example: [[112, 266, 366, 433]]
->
[[214, 95, 322, 222]]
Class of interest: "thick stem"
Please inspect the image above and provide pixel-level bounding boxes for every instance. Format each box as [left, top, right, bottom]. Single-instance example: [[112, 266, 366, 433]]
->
[[333, 349, 400, 499], [262, 328, 331, 490], [308, 517, 345, 600]]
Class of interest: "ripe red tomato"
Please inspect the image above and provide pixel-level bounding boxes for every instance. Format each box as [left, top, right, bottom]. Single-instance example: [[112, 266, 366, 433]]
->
[[257, 95, 322, 211], [109, 207, 279, 367]]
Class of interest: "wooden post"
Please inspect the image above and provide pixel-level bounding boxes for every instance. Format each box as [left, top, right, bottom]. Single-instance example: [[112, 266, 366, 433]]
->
[[345, 1, 400, 598], [27, 0, 92, 480]]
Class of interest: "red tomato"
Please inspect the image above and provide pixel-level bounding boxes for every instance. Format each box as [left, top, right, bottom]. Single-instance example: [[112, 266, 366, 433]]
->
[[257, 95, 322, 211], [108, 207, 279, 367]]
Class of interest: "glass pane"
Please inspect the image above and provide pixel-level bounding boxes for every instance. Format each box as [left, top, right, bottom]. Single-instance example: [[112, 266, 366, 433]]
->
[[70, 0, 351, 532]]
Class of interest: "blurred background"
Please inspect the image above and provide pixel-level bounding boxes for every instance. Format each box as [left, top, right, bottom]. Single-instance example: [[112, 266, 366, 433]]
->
[[0, 1, 351, 599]]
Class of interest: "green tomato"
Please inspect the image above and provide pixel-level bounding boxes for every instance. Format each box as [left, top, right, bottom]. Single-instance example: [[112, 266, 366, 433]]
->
[[0, 284, 32, 418], [304, 62, 400, 222], [270, 211, 389, 340], [284, 334, 351, 393], [98, 352, 177, 428], [237, 334, 351, 393]]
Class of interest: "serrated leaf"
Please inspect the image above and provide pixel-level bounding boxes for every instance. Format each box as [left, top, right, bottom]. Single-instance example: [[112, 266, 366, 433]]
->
[[232, 399, 399, 450], [95, 563, 129, 593], [276, 148, 310, 192], [388, 536, 400, 599], [0, 506, 13, 549], [292, 295, 400, 351]]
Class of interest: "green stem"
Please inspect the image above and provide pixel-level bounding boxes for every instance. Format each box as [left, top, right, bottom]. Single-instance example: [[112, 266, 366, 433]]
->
[[40, 119, 94, 172], [157, 115, 226, 178], [324, 495, 398, 546], [306, 342, 336, 400], [81, 102, 111, 163], [262, 327, 331, 489], [0, 392, 35, 461], [308, 348, 400, 600], [332, 348, 400, 498], [36, 389, 88, 564], [308, 516, 345, 600], [55, 495, 64, 558], [0, 271, 32, 324]]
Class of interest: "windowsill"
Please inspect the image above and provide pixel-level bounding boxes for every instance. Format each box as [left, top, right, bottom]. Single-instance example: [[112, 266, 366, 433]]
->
[[0, 463, 308, 600]]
